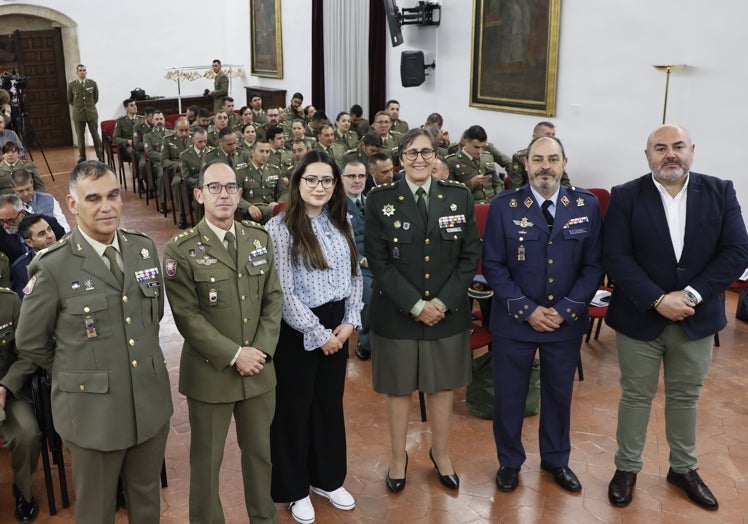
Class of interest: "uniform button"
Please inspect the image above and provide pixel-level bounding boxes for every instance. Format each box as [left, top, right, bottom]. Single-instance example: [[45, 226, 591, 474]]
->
[[548, 241, 553, 245], [425, 273, 430, 279], [424, 256, 430, 262], [128, 339, 135, 346], [210, 277, 216, 282], [524, 305, 529, 310], [566, 308, 572, 313], [83, 306, 90, 313], [131, 360, 138, 368], [519, 236, 524, 241], [243, 318, 248, 324], [518, 310, 524, 315], [514, 314, 519, 319], [260, 270, 264, 275], [238, 273, 242, 278], [454, 235, 458, 239], [424, 290, 430, 297], [244, 340, 250, 345], [393, 238, 398, 243], [548, 259, 554, 264], [548, 295, 554, 300], [125, 317, 132, 324], [241, 295, 247, 301], [154, 290, 159, 296], [122, 296, 128, 303], [425, 239, 430, 245], [548, 278, 554, 283], [79, 385, 85, 391]]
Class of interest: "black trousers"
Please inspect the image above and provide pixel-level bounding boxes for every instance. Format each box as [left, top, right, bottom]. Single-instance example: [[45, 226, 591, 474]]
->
[[270, 300, 349, 502]]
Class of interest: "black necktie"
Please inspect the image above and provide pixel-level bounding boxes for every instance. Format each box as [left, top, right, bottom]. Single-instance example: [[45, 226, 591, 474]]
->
[[356, 197, 365, 216], [224, 231, 237, 266], [227, 154, 234, 169], [416, 187, 428, 224], [542, 200, 554, 229], [103, 246, 124, 288]]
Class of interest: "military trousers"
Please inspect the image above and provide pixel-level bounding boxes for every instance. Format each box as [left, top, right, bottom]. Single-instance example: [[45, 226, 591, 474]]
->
[[0, 397, 41, 501], [74, 119, 103, 162], [614, 325, 713, 474]]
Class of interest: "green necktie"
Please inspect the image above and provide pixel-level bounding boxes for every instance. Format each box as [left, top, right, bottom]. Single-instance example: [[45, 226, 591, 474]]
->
[[103, 246, 124, 288], [224, 231, 237, 266]]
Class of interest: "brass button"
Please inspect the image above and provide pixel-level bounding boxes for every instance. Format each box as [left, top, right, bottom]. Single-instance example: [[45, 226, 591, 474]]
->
[[572, 313, 577, 318], [243, 318, 248, 324], [241, 295, 247, 301], [238, 273, 242, 278], [548, 278, 554, 283], [125, 317, 132, 324], [122, 296, 128, 303], [566, 308, 572, 313], [424, 273, 430, 279], [83, 306, 90, 313], [524, 305, 529, 309], [154, 290, 159, 296], [128, 339, 135, 346], [131, 360, 138, 368], [548, 241, 553, 245], [79, 385, 85, 391], [210, 277, 216, 283], [424, 256, 430, 262], [454, 235, 458, 239], [548, 295, 554, 300], [425, 239, 430, 245], [548, 259, 554, 264], [260, 270, 264, 275], [424, 290, 430, 297], [518, 310, 524, 315], [393, 238, 399, 243]]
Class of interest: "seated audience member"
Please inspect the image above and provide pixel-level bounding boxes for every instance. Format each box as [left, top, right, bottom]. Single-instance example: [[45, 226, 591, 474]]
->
[[207, 110, 236, 148], [239, 123, 258, 152], [277, 107, 292, 136], [186, 105, 200, 126], [303, 104, 317, 124], [238, 106, 254, 127], [342, 132, 383, 167], [0, 194, 64, 264], [266, 126, 294, 172], [238, 139, 287, 223], [196, 108, 213, 130], [143, 111, 173, 212], [507, 121, 571, 189], [423, 125, 449, 157], [349, 104, 370, 139], [179, 127, 211, 219], [288, 119, 311, 150], [221, 96, 241, 129], [112, 98, 143, 163], [0, 117, 25, 158], [0, 287, 41, 523], [0, 88, 10, 126], [364, 150, 396, 195], [431, 154, 450, 181], [334, 112, 358, 151], [286, 92, 304, 120], [161, 117, 192, 228], [11, 214, 56, 298], [0, 251, 8, 288], [249, 92, 267, 124], [0, 143, 44, 195], [202, 127, 252, 183], [305, 111, 328, 138], [385, 99, 409, 134], [133, 106, 156, 188], [371, 111, 402, 153], [286, 138, 310, 180], [424, 112, 449, 149], [10, 169, 70, 231], [446, 125, 505, 203], [314, 124, 346, 167]]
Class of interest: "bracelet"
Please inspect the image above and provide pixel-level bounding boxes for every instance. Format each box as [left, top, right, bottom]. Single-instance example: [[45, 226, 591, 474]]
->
[[652, 294, 665, 309]]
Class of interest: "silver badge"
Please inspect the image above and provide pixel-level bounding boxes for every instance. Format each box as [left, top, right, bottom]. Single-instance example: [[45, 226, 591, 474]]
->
[[141, 248, 150, 259]]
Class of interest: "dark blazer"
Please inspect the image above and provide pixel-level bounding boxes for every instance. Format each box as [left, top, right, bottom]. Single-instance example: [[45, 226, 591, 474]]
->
[[365, 179, 481, 340], [0, 214, 65, 264], [604, 172, 748, 341], [482, 185, 603, 342]]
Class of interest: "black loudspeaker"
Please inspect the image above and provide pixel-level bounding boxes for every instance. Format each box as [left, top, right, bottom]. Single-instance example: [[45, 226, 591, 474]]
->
[[400, 51, 425, 87]]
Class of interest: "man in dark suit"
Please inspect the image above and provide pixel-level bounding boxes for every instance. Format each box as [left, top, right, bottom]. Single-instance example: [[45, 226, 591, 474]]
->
[[604, 124, 748, 511], [341, 160, 372, 360], [482, 136, 603, 494], [16, 161, 173, 524], [163, 162, 283, 523], [0, 193, 65, 264]]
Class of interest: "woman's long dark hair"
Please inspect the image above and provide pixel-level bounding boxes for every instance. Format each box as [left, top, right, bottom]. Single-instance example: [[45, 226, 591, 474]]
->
[[282, 150, 358, 274]]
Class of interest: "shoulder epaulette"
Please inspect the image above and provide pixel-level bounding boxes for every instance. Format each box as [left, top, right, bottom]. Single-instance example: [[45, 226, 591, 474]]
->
[[368, 182, 398, 194], [0, 286, 16, 295], [240, 219, 268, 233], [171, 228, 200, 245], [36, 238, 68, 258], [438, 179, 469, 190], [120, 228, 149, 238]]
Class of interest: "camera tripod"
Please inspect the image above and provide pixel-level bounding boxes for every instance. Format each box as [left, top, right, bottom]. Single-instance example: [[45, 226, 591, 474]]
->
[[11, 101, 55, 182]]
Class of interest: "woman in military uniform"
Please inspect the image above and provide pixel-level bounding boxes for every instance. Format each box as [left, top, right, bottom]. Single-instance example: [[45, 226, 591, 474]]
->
[[365, 129, 481, 492]]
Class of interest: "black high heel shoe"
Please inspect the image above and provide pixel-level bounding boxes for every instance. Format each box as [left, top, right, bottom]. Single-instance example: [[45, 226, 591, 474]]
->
[[385, 452, 408, 493], [429, 448, 460, 490]]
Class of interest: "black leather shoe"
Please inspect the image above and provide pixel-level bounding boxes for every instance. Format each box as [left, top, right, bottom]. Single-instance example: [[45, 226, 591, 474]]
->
[[540, 461, 582, 492], [608, 469, 637, 507], [495, 466, 519, 492], [159, 204, 168, 214], [355, 345, 371, 361], [666, 468, 718, 510], [13, 484, 39, 523], [429, 448, 459, 490], [385, 452, 408, 493]]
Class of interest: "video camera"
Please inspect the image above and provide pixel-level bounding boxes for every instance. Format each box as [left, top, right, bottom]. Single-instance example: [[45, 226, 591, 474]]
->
[[1, 70, 30, 93]]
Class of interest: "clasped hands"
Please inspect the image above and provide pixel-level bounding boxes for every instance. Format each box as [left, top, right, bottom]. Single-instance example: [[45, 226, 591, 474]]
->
[[321, 323, 355, 356], [654, 291, 696, 322], [527, 306, 563, 332], [415, 300, 445, 327], [235, 346, 267, 376]]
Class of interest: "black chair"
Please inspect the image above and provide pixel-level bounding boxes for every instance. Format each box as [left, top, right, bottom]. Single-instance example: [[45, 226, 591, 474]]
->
[[30, 369, 70, 516]]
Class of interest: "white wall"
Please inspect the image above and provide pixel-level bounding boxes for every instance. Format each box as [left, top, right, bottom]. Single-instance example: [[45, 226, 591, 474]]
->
[[10, 0, 748, 217]]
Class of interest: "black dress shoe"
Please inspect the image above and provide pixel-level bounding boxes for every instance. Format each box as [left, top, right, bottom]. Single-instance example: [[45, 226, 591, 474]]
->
[[666, 468, 718, 510], [495, 466, 519, 492], [429, 448, 459, 490], [159, 204, 168, 214], [13, 484, 39, 523], [355, 345, 371, 361], [540, 461, 582, 492], [608, 469, 637, 507], [385, 452, 408, 493]]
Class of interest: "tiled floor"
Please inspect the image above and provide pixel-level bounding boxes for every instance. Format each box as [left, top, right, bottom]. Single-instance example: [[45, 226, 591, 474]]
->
[[1, 147, 748, 523]]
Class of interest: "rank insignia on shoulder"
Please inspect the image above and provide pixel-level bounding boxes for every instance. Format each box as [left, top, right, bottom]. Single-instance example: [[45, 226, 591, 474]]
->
[[524, 197, 533, 208], [576, 197, 585, 207], [561, 195, 570, 207]]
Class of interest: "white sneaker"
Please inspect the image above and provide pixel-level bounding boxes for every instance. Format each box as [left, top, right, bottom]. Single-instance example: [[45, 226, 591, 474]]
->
[[311, 485, 356, 510], [289, 495, 315, 524]]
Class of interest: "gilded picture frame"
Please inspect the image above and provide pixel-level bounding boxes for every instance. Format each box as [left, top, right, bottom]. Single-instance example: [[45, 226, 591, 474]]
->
[[470, 0, 561, 116], [250, 0, 283, 78]]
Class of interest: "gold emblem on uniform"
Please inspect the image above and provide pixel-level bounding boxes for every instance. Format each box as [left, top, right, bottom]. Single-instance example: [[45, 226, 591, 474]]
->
[[382, 204, 395, 217], [393, 220, 401, 229], [450, 203, 457, 211], [140, 248, 150, 259], [560, 195, 570, 207], [576, 197, 585, 207], [77, 243, 84, 251], [437, 194, 444, 199], [524, 196, 533, 208], [253, 239, 262, 249], [398, 195, 405, 201], [509, 198, 518, 208], [84, 278, 95, 291]]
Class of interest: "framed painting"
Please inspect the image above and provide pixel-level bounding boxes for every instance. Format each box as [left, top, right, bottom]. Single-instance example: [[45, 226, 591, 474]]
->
[[470, 0, 561, 116], [250, 0, 283, 78]]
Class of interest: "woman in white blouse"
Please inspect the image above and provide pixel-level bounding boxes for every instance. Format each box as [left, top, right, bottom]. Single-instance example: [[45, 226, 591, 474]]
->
[[265, 150, 363, 524]]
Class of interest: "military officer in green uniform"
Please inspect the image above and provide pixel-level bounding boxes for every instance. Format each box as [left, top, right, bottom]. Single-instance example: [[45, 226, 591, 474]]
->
[[341, 132, 383, 168], [208, 59, 229, 113], [334, 112, 359, 151], [0, 288, 41, 523], [507, 121, 571, 189], [371, 111, 402, 165], [314, 124, 346, 167], [163, 162, 283, 524], [180, 127, 212, 221], [203, 128, 253, 182], [266, 126, 294, 173], [16, 161, 173, 524], [0, 143, 45, 195], [239, 139, 287, 223], [385, 99, 409, 135], [0, 251, 9, 287], [113, 98, 143, 163], [249, 92, 267, 125], [221, 96, 242, 129], [143, 111, 173, 211], [446, 125, 505, 203], [207, 111, 242, 148], [133, 107, 156, 187], [161, 117, 192, 227], [349, 104, 370, 139], [67, 64, 103, 162]]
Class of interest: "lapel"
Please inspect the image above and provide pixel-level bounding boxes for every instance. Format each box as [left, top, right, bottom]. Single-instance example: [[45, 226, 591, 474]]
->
[[395, 181, 424, 232], [641, 175, 678, 263], [73, 229, 121, 290], [120, 231, 156, 294], [197, 220, 235, 270], [550, 186, 573, 239], [517, 187, 551, 235], [681, 173, 703, 263]]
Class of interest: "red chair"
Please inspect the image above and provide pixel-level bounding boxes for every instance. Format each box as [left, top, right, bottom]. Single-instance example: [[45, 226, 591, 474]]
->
[[272, 201, 286, 216], [587, 188, 610, 217]]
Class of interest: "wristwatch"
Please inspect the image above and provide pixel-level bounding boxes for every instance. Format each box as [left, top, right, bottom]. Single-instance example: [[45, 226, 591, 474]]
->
[[684, 290, 699, 304]]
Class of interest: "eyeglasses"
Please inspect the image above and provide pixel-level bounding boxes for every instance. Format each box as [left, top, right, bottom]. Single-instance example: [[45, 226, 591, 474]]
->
[[301, 176, 335, 189], [402, 148, 435, 161], [342, 174, 367, 180], [0, 210, 22, 226], [200, 182, 241, 194]]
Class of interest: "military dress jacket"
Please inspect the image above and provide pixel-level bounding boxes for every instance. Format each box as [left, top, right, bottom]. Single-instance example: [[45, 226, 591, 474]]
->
[[313, 142, 346, 167], [212, 72, 229, 112], [334, 130, 358, 151], [364, 179, 481, 340], [0, 289, 36, 403], [113, 115, 144, 149], [180, 146, 212, 188], [238, 163, 288, 221], [67, 78, 99, 122], [482, 185, 603, 342], [446, 149, 503, 203], [202, 147, 252, 181], [163, 219, 283, 403], [0, 159, 45, 195], [143, 127, 174, 164], [15, 228, 173, 451], [160, 133, 191, 172]]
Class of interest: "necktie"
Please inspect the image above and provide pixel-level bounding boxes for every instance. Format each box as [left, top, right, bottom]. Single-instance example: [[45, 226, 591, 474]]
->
[[416, 187, 428, 225], [224, 231, 237, 266], [355, 198, 365, 216], [542, 200, 554, 229], [103, 246, 124, 288], [227, 154, 234, 169]]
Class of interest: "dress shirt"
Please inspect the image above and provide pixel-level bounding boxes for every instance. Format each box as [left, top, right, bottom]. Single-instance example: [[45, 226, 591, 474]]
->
[[529, 186, 559, 218], [267, 208, 363, 350], [26, 192, 70, 231], [78, 227, 123, 271]]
